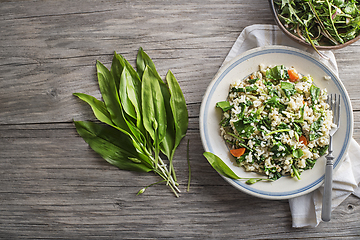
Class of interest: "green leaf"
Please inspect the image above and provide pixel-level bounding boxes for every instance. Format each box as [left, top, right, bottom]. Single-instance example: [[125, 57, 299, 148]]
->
[[309, 116, 323, 141], [166, 70, 189, 158], [158, 82, 175, 160], [265, 65, 289, 81], [96, 60, 130, 132], [141, 66, 167, 165], [141, 66, 167, 143], [245, 85, 258, 93], [292, 164, 301, 180], [203, 152, 240, 180], [310, 84, 320, 104], [216, 101, 233, 112], [233, 120, 255, 138], [110, 52, 125, 91], [74, 121, 153, 172], [281, 81, 296, 99], [136, 47, 162, 81], [73, 93, 113, 126], [292, 148, 304, 159], [119, 66, 141, 123]]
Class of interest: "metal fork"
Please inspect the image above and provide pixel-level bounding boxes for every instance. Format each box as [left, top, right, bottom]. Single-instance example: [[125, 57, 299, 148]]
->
[[321, 94, 341, 222]]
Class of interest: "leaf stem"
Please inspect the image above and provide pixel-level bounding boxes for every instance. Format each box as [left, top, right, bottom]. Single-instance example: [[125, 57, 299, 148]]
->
[[187, 139, 191, 192], [137, 180, 166, 195]]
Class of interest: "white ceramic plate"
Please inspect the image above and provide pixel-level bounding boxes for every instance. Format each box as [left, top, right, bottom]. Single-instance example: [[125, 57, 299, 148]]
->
[[200, 46, 353, 200]]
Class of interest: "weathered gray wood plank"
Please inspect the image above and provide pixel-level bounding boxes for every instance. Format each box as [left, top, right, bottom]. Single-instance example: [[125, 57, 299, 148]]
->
[[0, 123, 360, 239], [1, 0, 359, 125]]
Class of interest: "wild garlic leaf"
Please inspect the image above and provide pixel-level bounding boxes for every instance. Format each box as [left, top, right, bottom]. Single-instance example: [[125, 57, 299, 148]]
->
[[119, 67, 137, 121], [74, 121, 153, 172], [136, 47, 162, 81], [166, 70, 189, 158], [74, 48, 188, 197], [73, 93, 113, 126], [159, 82, 175, 161], [96, 60, 130, 132], [203, 152, 240, 180], [110, 52, 125, 91], [141, 66, 167, 166]]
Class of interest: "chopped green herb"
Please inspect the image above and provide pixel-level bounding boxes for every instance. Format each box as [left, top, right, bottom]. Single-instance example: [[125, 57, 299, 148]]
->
[[265, 65, 289, 82], [216, 101, 233, 112], [309, 116, 324, 141], [292, 165, 301, 180], [231, 87, 245, 93], [310, 84, 321, 104], [248, 77, 259, 84], [245, 85, 258, 93], [292, 148, 304, 159], [281, 81, 297, 99]]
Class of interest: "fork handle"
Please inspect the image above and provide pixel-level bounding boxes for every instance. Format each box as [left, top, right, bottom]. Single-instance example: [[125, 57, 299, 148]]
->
[[321, 159, 333, 222]]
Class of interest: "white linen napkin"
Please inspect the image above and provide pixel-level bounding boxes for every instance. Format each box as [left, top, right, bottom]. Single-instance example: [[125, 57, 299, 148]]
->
[[222, 24, 360, 228]]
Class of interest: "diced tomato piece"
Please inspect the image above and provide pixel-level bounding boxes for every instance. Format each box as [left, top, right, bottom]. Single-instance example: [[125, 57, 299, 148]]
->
[[288, 69, 299, 82], [230, 148, 246, 158], [299, 135, 308, 146]]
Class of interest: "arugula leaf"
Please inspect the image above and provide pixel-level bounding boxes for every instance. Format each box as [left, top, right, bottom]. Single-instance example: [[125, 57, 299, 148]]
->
[[258, 116, 271, 131], [275, 0, 360, 46], [304, 158, 317, 170], [318, 145, 329, 156], [219, 117, 230, 127]]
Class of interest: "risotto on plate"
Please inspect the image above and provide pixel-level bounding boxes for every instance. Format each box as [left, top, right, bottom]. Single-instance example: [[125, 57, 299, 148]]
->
[[216, 64, 333, 180]]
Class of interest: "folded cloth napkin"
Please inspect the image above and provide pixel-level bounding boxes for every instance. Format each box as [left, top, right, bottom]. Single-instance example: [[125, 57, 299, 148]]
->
[[222, 24, 360, 228]]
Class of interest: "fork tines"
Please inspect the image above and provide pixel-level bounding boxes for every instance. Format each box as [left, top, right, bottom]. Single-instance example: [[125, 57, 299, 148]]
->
[[328, 94, 341, 128]]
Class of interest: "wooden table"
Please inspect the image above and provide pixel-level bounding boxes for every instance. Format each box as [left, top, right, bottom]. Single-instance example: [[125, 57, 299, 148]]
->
[[1, 0, 360, 239]]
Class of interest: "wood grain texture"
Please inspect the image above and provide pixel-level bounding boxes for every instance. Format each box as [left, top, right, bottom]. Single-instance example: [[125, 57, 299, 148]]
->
[[1, 0, 360, 239]]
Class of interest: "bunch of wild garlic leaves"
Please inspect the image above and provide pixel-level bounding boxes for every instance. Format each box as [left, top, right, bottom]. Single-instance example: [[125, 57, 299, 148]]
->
[[275, 0, 360, 46], [73, 48, 188, 197]]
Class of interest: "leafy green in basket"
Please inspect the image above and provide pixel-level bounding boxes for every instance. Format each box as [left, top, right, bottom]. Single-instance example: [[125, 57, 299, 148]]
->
[[74, 48, 188, 197], [275, 0, 360, 46]]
